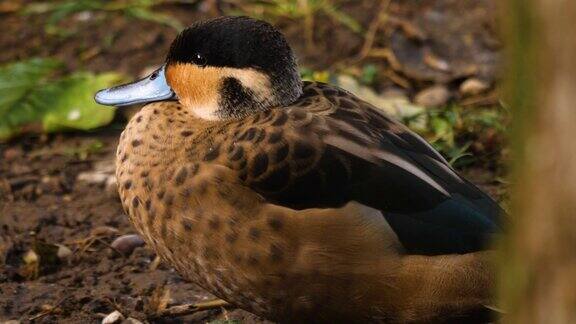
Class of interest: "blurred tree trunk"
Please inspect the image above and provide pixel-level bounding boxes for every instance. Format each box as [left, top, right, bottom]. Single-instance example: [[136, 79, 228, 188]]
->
[[500, 0, 576, 323]]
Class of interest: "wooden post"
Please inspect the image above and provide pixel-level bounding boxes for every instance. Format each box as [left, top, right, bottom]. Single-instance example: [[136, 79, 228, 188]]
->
[[500, 0, 576, 323]]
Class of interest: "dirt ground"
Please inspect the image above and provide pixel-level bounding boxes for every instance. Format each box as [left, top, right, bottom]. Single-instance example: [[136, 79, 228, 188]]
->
[[0, 1, 504, 323]]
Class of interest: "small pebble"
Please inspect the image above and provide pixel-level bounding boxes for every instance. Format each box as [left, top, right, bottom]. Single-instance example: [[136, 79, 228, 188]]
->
[[414, 85, 451, 107], [75, 11, 93, 22], [102, 310, 124, 324], [111, 234, 145, 255], [380, 87, 408, 99], [56, 244, 72, 260], [459, 78, 490, 96], [23, 250, 39, 264], [77, 171, 112, 185], [93, 160, 116, 174]]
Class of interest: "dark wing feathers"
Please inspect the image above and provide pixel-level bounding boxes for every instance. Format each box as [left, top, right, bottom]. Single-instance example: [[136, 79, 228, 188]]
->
[[248, 82, 503, 255]]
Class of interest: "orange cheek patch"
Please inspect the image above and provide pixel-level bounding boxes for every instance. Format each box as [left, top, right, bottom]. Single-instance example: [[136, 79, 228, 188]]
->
[[166, 63, 275, 120], [166, 63, 224, 109]]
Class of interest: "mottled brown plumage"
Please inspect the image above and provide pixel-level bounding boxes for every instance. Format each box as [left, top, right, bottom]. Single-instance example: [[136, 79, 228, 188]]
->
[[115, 82, 496, 322], [94, 16, 502, 323]]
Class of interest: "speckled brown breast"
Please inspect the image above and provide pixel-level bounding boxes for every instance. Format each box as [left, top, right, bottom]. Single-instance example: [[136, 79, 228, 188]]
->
[[116, 82, 494, 323]]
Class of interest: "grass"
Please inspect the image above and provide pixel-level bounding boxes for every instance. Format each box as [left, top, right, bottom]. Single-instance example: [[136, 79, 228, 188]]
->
[[226, 0, 363, 50], [23, 0, 184, 36], [228, 0, 362, 31]]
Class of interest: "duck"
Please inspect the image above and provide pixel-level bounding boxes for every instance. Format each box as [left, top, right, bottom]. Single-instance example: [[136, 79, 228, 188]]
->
[[95, 16, 502, 323]]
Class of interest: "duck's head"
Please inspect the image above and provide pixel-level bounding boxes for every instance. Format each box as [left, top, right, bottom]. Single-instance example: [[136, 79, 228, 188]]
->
[[95, 16, 302, 120]]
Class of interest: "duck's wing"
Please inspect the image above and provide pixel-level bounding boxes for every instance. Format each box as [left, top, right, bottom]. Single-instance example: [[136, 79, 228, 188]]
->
[[237, 82, 502, 255]]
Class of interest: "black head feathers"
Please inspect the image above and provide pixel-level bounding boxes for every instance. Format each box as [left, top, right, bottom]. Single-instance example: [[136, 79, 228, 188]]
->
[[166, 16, 302, 105]]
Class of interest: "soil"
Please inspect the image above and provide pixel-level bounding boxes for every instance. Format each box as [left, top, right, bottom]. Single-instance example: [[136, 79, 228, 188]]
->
[[0, 1, 504, 323]]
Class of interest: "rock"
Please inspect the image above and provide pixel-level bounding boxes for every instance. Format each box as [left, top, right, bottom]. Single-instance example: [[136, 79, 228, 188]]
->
[[77, 160, 116, 186], [111, 235, 146, 256], [102, 310, 124, 324], [380, 87, 409, 99], [56, 244, 72, 260], [94, 160, 116, 173], [414, 85, 451, 107], [74, 11, 93, 22], [459, 78, 490, 96], [23, 249, 39, 264], [20, 249, 40, 279], [335, 75, 423, 119], [10, 163, 32, 176], [77, 172, 111, 185]]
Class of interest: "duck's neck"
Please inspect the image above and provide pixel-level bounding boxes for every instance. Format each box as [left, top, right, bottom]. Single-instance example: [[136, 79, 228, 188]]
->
[[118, 102, 220, 164]]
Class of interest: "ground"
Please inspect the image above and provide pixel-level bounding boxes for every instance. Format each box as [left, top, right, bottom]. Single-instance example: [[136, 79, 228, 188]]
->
[[0, 1, 505, 323]]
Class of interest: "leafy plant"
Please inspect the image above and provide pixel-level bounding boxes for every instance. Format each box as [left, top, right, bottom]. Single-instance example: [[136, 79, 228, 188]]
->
[[360, 64, 378, 85], [404, 105, 507, 168], [300, 67, 331, 83], [0, 58, 124, 141]]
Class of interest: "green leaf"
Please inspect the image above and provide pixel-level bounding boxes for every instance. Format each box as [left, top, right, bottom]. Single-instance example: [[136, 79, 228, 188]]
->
[[0, 58, 60, 115], [446, 141, 473, 166], [361, 64, 378, 85], [0, 58, 61, 140], [430, 115, 454, 144], [42, 72, 122, 132], [0, 58, 124, 141]]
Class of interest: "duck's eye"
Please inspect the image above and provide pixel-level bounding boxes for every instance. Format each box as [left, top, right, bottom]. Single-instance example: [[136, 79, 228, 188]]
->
[[194, 53, 207, 67]]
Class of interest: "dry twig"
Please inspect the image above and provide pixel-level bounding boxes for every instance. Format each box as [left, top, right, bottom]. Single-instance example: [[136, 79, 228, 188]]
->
[[355, 0, 391, 62], [158, 299, 230, 318]]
